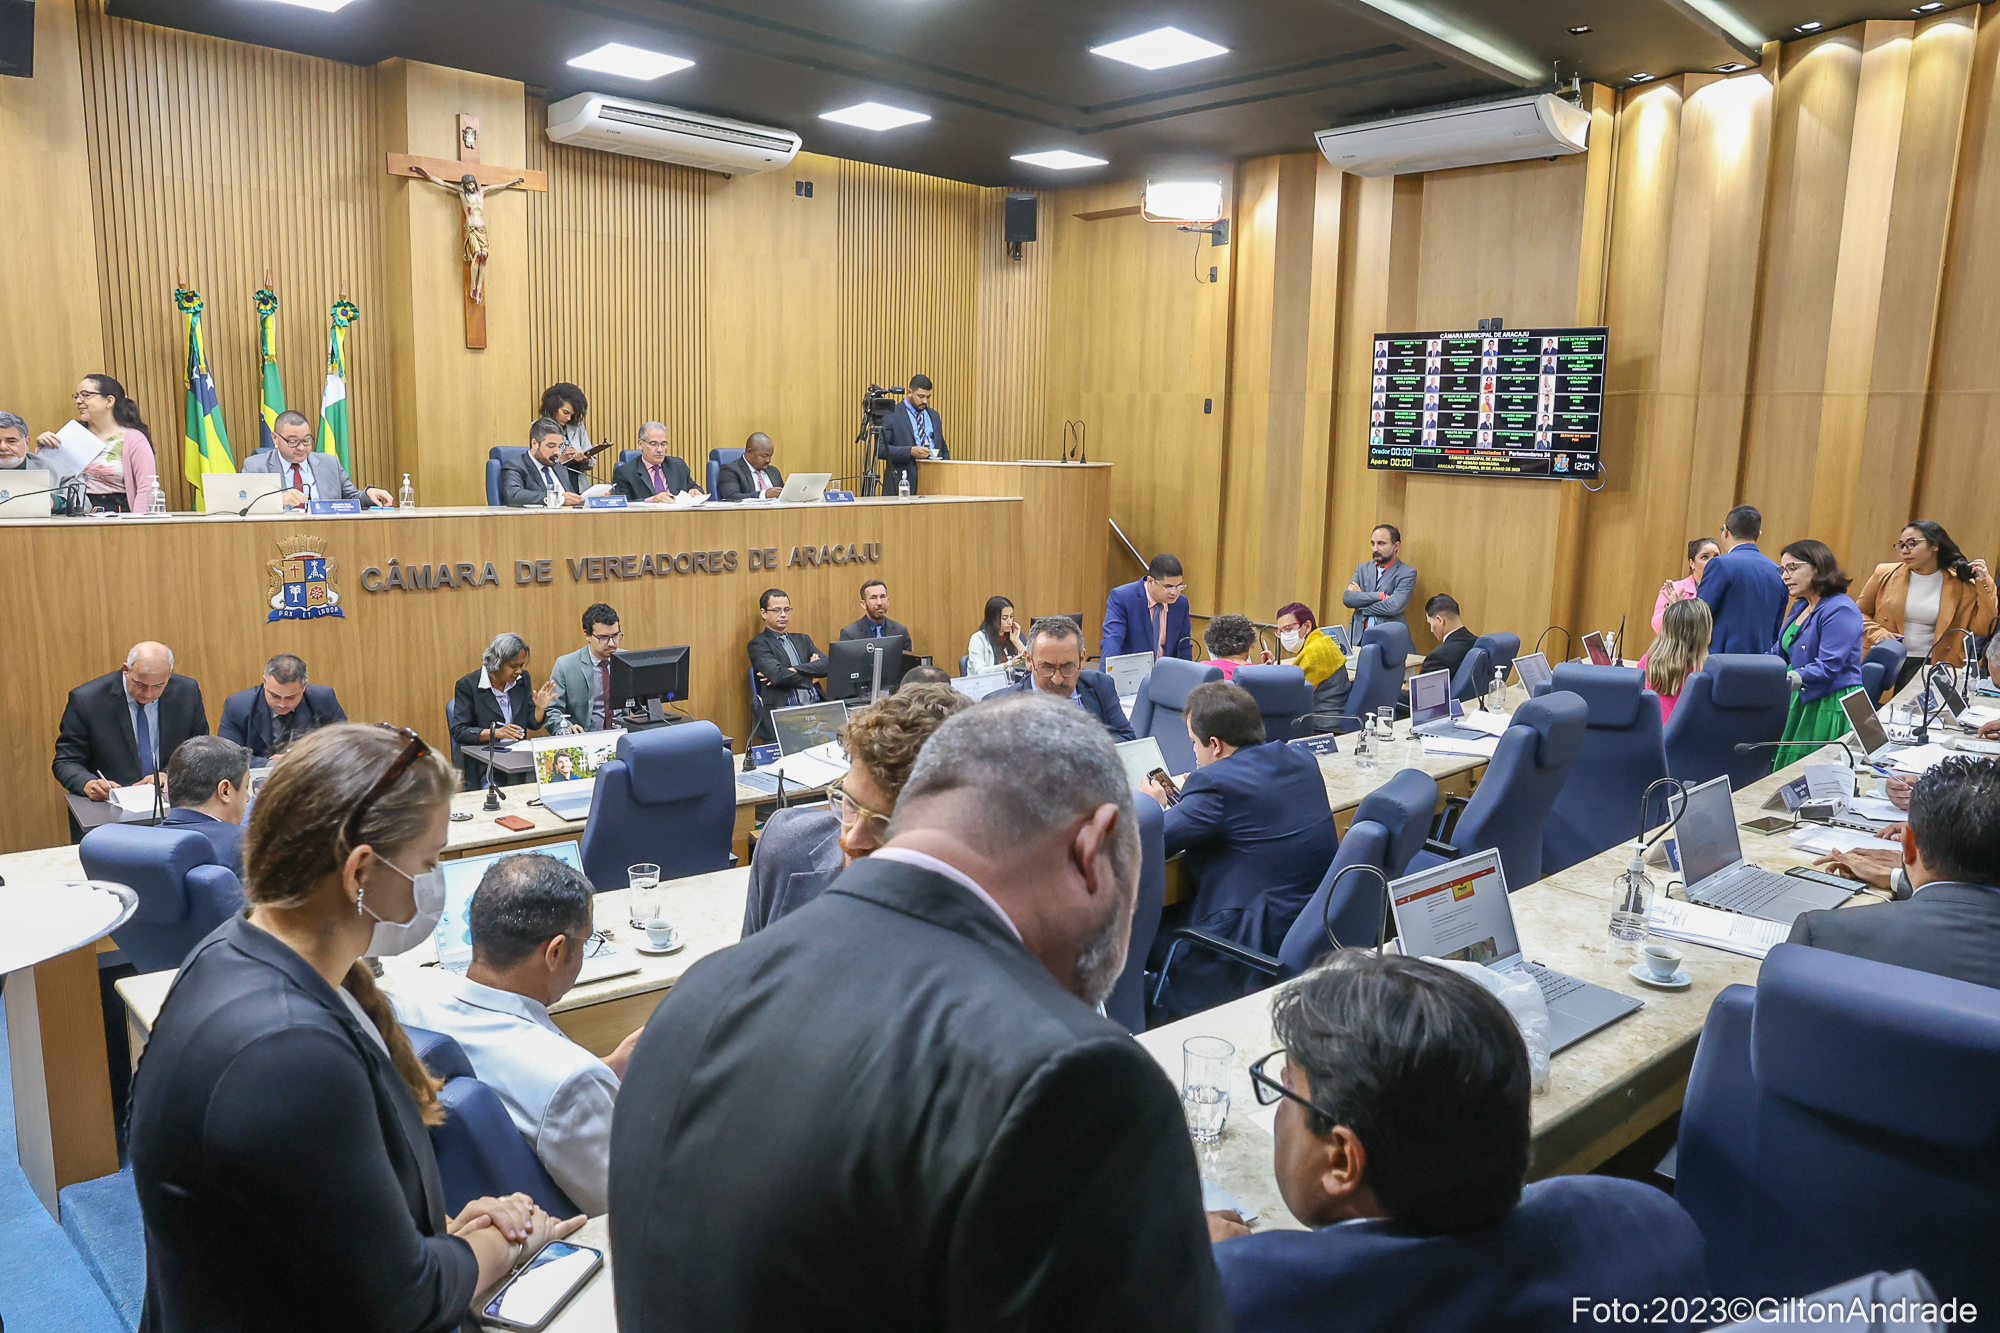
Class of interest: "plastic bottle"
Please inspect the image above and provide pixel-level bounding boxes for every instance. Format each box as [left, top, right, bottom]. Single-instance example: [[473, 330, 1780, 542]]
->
[[148, 476, 169, 516], [898, 472, 911, 499], [1609, 844, 1653, 943], [399, 474, 415, 510]]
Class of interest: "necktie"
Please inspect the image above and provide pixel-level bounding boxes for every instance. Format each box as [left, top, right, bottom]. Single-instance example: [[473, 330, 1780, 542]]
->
[[135, 702, 155, 777], [291, 462, 305, 495], [597, 659, 611, 729], [1154, 603, 1168, 658], [648, 463, 666, 495]]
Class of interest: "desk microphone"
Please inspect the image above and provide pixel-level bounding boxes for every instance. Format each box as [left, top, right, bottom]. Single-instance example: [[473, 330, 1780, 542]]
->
[[0, 482, 71, 508], [1533, 626, 1573, 661], [1734, 739, 1861, 771]]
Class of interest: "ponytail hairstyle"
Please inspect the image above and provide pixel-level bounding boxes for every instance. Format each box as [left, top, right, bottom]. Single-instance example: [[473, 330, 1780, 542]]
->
[[83, 375, 151, 441], [242, 724, 458, 1124], [1905, 520, 1975, 583]]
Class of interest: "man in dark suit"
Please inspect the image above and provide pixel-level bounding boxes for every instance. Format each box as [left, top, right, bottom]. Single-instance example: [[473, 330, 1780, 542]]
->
[[1789, 755, 2000, 989], [500, 418, 586, 508], [876, 372, 948, 496], [611, 692, 1229, 1331], [1413, 594, 1481, 696], [1142, 681, 1337, 1016], [1002, 615, 1135, 741], [1697, 504, 1788, 654], [716, 432, 783, 502], [1102, 553, 1194, 660], [836, 577, 911, 644], [611, 422, 699, 504], [160, 735, 251, 876], [218, 653, 347, 761], [54, 641, 209, 834], [748, 587, 827, 742], [1211, 952, 1708, 1332], [243, 409, 392, 508]]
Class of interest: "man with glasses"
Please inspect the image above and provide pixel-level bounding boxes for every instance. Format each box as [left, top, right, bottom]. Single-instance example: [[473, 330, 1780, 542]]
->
[[1103, 553, 1194, 660], [611, 422, 702, 504], [1002, 616, 1136, 741], [1213, 951, 1707, 1331], [243, 409, 393, 508], [547, 604, 625, 734]]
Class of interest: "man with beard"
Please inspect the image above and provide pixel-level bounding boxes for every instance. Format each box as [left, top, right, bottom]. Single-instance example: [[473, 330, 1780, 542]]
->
[[610, 692, 1229, 1332]]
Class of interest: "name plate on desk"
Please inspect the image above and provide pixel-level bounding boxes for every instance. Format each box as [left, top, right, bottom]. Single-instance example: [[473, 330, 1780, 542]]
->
[[1289, 734, 1341, 757], [824, 490, 856, 503], [747, 743, 780, 768], [308, 500, 362, 516], [585, 495, 629, 509]]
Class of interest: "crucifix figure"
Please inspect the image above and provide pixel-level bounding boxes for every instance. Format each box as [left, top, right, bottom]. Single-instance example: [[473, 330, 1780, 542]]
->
[[409, 166, 524, 307]]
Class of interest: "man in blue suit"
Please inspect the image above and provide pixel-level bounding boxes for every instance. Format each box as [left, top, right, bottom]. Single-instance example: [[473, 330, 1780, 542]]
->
[[1212, 952, 1709, 1332], [218, 654, 347, 762], [1102, 554, 1193, 661], [876, 373, 949, 496], [160, 735, 250, 876], [1142, 682, 1336, 1017], [1698, 504, 1788, 654], [1001, 616, 1135, 741]]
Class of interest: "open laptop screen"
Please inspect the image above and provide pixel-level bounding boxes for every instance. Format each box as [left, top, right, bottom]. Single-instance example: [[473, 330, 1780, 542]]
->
[[1104, 652, 1153, 699], [1582, 631, 1611, 666], [771, 700, 849, 757], [434, 840, 586, 964], [1841, 689, 1890, 757], [1389, 850, 1519, 967], [1514, 652, 1552, 694], [529, 732, 620, 789], [1408, 669, 1452, 726], [1114, 736, 1170, 790], [1675, 776, 1742, 886]]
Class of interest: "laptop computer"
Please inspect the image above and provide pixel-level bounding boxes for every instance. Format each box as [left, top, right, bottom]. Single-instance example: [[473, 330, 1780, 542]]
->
[[1103, 652, 1153, 701], [950, 670, 1013, 702], [1581, 631, 1612, 666], [1677, 775, 1856, 925], [529, 731, 622, 822], [431, 840, 638, 985], [200, 472, 285, 516], [1840, 688, 1911, 764], [1389, 849, 1642, 1053], [0, 483, 54, 518], [738, 700, 850, 796], [1513, 651, 1553, 695], [1325, 625, 1352, 655], [775, 472, 833, 504], [1408, 668, 1488, 741], [1115, 736, 1171, 790]]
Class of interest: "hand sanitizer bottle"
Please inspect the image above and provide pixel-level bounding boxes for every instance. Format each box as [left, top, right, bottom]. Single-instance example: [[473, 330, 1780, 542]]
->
[[399, 474, 416, 510]]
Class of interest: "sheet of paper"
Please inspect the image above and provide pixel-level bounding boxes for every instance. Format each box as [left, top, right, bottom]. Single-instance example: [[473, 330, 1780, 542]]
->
[[1456, 708, 1512, 736], [1887, 742, 1958, 774], [755, 741, 848, 790], [583, 483, 616, 497], [1803, 764, 1854, 802], [1419, 734, 1499, 758], [108, 785, 160, 815], [1845, 795, 1905, 822], [1959, 705, 2000, 726], [1646, 899, 1789, 959], [49, 419, 109, 476], [1787, 825, 1901, 856]]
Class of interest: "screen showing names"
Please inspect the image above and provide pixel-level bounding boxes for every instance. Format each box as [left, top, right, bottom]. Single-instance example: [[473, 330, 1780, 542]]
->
[[1367, 326, 1607, 479]]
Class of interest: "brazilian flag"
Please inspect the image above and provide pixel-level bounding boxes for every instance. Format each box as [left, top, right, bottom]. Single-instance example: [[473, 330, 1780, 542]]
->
[[255, 287, 284, 454], [175, 287, 235, 509], [318, 298, 358, 470]]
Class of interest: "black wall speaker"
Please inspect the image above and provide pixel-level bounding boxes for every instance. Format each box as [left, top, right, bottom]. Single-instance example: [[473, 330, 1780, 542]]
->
[[0, 0, 32, 79], [1004, 193, 1038, 244]]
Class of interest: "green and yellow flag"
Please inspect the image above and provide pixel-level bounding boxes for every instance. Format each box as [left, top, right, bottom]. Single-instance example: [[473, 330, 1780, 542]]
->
[[317, 298, 358, 470], [255, 287, 284, 454], [174, 287, 236, 508]]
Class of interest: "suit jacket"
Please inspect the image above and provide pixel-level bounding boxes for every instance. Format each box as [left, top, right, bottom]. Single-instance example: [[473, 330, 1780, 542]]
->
[[53, 670, 209, 794], [218, 682, 346, 759], [243, 449, 374, 506], [1418, 626, 1479, 690], [1101, 579, 1194, 661], [748, 628, 827, 740], [837, 614, 911, 644], [877, 402, 948, 495], [451, 668, 549, 785], [1001, 671, 1136, 741], [1787, 880, 2000, 990], [716, 456, 782, 502], [128, 915, 479, 1332], [160, 807, 246, 879], [1855, 560, 1998, 667], [1343, 559, 1419, 638], [498, 452, 580, 508], [741, 806, 844, 937], [611, 454, 696, 504], [1159, 741, 1338, 1015], [609, 855, 1230, 1332], [1697, 542, 1788, 655], [1773, 593, 1865, 702], [545, 645, 615, 735], [1214, 1176, 1708, 1333]]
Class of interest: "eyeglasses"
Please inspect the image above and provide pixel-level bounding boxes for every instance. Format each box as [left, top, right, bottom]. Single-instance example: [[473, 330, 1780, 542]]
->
[[1893, 538, 1927, 552], [1249, 1050, 1323, 1120], [585, 929, 613, 959], [71, 390, 105, 403], [589, 630, 624, 646], [829, 780, 891, 838], [343, 725, 432, 844], [1151, 579, 1188, 594], [1780, 562, 1811, 576], [1032, 660, 1081, 680]]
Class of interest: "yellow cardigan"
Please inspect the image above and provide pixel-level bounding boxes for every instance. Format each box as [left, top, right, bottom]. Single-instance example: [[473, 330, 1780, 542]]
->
[[1288, 628, 1348, 687]]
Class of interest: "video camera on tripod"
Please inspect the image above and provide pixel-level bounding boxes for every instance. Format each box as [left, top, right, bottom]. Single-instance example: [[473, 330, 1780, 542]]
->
[[853, 383, 905, 497]]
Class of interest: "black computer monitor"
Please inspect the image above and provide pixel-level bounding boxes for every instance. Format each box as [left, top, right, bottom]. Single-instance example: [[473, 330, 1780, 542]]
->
[[609, 645, 690, 721], [825, 634, 909, 702]]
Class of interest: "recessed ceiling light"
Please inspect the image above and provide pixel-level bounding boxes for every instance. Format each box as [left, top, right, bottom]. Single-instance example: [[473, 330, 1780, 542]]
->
[[819, 102, 931, 132], [1795, 19, 1823, 30], [1568, 25, 1592, 33], [1913, 2, 1943, 10], [1629, 71, 1656, 82], [260, 0, 358, 10], [1715, 61, 1748, 72], [566, 42, 694, 80], [1012, 150, 1109, 170], [1090, 26, 1229, 71]]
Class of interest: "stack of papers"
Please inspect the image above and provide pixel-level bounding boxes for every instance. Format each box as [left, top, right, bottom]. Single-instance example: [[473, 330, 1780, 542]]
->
[[1646, 899, 1790, 959], [1419, 734, 1500, 758], [1787, 825, 1901, 857], [741, 740, 847, 793], [109, 785, 162, 815], [1887, 743, 1958, 773], [1454, 709, 1512, 736]]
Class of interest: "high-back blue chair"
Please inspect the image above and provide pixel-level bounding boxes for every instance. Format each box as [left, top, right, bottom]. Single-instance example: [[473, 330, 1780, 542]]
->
[[1676, 944, 2000, 1310], [1408, 690, 1588, 889], [1450, 645, 1493, 701], [1663, 654, 1792, 789], [1362, 621, 1415, 672], [408, 1027, 581, 1218], [1104, 798, 1167, 1034], [78, 825, 244, 973], [619, 449, 640, 466], [1232, 664, 1315, 742], [1860, 658, 1887, 704], [581, 721, 736, 888], [486, 446, 529, 506], [1535, 664, 1668, 875], [1862, 639, 1906, 704], [707, 446, 745, 497], [1336, 643, 1401, 733], [1367, 765, 1443, 879], [1475, 631, 1521, 685], [1129, 658, 1223, 773]]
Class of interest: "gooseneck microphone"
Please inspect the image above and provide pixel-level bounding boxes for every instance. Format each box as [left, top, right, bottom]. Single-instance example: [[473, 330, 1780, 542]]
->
[[1735, 738, 1861, 771], [1533, 626, 1573, 661]]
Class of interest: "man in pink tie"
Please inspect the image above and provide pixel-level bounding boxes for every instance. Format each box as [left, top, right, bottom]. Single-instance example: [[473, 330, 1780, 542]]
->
[[245, 410, 392, 508], [611, 422, 704, 504]]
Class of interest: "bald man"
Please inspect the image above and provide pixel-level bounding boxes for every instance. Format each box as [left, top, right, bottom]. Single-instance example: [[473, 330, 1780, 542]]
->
[[717, 432, 784, 502], [55, 642, 209, 831]]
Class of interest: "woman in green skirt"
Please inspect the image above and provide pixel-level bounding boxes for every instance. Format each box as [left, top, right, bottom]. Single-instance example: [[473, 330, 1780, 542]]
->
[[1770, 539, 1866, 771]]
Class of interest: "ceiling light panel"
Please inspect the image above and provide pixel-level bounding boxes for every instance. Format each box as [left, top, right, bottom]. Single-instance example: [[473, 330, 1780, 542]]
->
[[1143, 180, 1225, 223], [566, 42, 695, 80], [820, 102, 932, 131], [1090, 27, 1229, 71], [260, 0, 358, 10], [1012, 150, 1109, 170]]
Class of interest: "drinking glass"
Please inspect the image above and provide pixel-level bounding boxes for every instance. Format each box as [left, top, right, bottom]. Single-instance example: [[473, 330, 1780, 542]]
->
[[627, 863, 662, 930], [1182, 1036, 1234, 1143]]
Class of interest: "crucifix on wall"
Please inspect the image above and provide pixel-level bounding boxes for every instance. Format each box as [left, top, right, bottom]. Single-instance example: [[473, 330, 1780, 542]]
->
[[386, 115, 549, 349]]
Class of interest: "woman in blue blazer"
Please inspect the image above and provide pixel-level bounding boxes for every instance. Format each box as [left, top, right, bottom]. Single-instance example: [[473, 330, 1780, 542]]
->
[[1770, 539, 1864, 770]]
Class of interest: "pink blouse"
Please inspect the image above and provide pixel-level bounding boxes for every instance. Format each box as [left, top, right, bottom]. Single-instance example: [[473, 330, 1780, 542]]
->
[[1652, 575, 1699, 633], [1213, 658, 1242, 681]]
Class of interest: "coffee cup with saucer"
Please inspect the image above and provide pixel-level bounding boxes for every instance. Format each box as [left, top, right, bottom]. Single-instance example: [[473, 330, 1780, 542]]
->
[[638, 919, 683, 955], [1629, 942, 1690, 990]]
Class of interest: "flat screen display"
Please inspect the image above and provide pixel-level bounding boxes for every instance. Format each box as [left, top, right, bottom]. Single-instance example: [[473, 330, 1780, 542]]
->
[[1367, 326, 1607, 479]]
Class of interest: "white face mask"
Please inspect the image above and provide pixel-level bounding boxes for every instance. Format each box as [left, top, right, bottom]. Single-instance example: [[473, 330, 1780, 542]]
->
[[357, 855, 446, 957], [1278, 628, 1304, 653]]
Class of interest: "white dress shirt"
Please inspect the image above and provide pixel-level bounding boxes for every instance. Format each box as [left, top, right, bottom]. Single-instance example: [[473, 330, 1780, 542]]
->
[[390, 971, 618, 1216], [478, 665, 515, 726]]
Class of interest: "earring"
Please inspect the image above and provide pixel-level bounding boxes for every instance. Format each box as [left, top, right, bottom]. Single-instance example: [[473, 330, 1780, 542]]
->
[[355, 884, 365, 916]]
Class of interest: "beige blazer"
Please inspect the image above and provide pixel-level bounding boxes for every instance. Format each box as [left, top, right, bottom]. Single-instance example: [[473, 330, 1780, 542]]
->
[[1855, 560, 1997, 666]]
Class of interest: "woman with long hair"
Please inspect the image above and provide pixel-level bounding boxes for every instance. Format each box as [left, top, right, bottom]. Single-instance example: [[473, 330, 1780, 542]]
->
[[1770, 539, 1865, 770], [34, 374, 157, 512], [966, 595, 1028, 674], [1855, 519, 1996, 688], [1646, 597, 1711, 725], [129, 724, 583, 1330]]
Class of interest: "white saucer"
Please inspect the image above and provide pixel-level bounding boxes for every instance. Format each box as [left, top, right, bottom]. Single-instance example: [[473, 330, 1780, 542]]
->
[[634, 932, 684, 955], [1629, 962, 1691, 990]]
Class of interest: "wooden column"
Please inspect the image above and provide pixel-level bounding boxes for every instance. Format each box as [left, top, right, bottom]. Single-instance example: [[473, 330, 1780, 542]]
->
[[8, 946, 118, 1218]]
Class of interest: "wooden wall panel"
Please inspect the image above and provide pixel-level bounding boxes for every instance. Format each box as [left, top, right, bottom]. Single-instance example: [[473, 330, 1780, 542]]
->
[[972, 188, 1054, 462]]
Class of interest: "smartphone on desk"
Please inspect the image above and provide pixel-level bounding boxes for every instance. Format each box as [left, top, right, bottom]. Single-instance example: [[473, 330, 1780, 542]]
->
[[1146, 768, 1182, 806], [481, 1241, 602, 1331]]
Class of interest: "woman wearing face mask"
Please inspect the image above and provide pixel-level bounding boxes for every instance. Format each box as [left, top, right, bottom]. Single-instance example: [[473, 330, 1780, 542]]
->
[[740, 684, 969, 936], [128, 723, 585, 1332], [1261, 601, 1350, 734]]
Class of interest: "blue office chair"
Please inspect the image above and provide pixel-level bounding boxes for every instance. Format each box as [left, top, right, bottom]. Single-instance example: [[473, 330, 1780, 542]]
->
[[1408, 690, 1588, 890], [1663, 654, 1792, 789], [407, 1027, 581, 1218], [1535, 664, 1668, 875], [707, 446, 746, 497], [1103, 798, 1167, 1034], [1129, 658, 1223, 773], [619, 449, 640, 466], [1475, 631, 1521, 684], [1676, 944, 2000, 1309], [1336, 643, 1401, 733], [959, 655, 972, 676], [1450, 645, 1493, 701], [485, 446, 529, 507], [1232, 664, 1315, 742], [1362, 621, 1415, 672], [78, 825, 244, 973], [581, 721, 736, 888], [1862, 639, 1906, 703], [1860, 658, 1888, 704], [445, 697, 463, 776], [1367, 765, 1443, 879]]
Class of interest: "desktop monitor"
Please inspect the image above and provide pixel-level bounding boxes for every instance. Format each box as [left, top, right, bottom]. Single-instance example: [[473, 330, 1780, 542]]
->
[[826, 634, 909, 702], [610, 645, 689, 721]]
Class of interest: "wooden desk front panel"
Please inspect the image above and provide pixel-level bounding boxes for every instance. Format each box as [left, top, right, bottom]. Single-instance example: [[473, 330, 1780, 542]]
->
[[2, 494, 1099, 853]]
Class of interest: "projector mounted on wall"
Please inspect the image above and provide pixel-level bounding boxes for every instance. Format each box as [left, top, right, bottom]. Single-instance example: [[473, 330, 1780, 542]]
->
[[545, 93, 802, 176], [1314, 93, 1590, 178]]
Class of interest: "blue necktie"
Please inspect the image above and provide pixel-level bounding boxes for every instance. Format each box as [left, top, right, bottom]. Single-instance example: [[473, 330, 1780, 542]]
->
[[135, 703, 155, 776]]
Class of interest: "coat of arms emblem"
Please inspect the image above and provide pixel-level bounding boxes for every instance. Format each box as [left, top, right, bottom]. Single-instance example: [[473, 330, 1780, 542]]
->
[[267, 535, 344, 622]]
